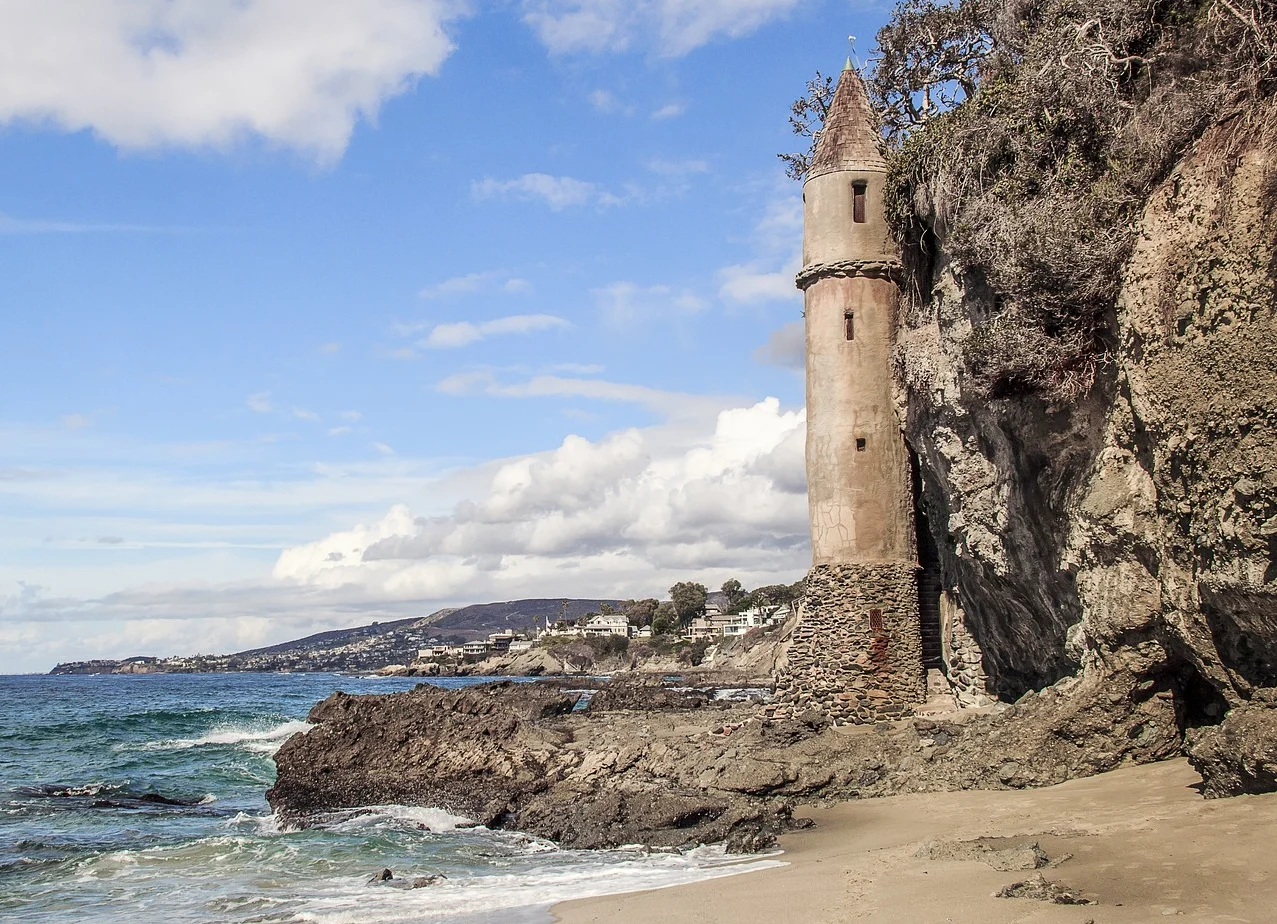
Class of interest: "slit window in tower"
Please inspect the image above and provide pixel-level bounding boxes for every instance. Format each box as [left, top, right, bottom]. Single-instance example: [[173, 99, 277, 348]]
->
[[853, 181, 867, 223], [869, 609, 884, 631], [856, 437, 867, 452], [844, 311, 855, 340]]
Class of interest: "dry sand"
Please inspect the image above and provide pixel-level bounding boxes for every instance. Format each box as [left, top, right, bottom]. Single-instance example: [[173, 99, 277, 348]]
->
[[553, 759, 1276, 923]]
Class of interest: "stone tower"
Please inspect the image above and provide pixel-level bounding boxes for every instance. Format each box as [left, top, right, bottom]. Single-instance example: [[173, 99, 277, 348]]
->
[[777, 61, 926, 724]]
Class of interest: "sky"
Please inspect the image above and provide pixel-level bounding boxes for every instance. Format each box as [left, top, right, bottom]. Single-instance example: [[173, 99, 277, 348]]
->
[[0, 0, 893, 674]]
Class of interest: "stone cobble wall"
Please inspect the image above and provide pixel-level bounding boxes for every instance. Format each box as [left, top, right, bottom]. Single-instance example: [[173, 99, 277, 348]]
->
[[943, 597, 994, 707], [773, 561, 926, 724]]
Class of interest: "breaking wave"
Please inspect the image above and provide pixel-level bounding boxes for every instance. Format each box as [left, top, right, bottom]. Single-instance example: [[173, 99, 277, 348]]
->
[[128, 720, 311, 755]]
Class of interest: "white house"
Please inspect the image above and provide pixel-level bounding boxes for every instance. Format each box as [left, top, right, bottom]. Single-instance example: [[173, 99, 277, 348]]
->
[[582, 613, 630, 638]]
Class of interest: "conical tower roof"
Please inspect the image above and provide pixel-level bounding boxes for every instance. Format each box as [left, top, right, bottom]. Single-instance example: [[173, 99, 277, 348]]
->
[[806, 61, 886, 179]]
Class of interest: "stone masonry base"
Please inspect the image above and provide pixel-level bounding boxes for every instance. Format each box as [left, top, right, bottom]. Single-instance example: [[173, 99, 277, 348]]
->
[[772, 561, 926, 725]]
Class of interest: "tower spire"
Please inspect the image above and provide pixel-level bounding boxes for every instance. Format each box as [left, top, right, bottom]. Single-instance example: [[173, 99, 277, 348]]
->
[[808, 66, 885, 180]]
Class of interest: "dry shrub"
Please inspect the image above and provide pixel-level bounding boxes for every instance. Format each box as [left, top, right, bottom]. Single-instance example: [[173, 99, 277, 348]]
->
[[875, 0, 1277, 403]]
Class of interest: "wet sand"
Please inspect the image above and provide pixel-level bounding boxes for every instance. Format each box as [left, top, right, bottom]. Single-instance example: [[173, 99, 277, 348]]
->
[[553, 759, 1276, 923]]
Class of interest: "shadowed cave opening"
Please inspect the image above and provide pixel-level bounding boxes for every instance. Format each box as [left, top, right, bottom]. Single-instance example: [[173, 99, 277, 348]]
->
[[910, 450, 944, 671]]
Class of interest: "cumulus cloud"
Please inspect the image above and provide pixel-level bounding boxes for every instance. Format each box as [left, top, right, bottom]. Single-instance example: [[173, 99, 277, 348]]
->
[[274, 397, 808, 596], [471, 173, 622, 210], [0, 0, 464, 159], [419, 314, 570, 349], [521, 0, 806, 57], [0, 398, 808, 671], [651, 102, 686, 120]]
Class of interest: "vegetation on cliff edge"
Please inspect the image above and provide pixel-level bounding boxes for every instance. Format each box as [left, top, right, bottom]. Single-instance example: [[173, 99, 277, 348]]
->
[[790, 0, 1277, 402]]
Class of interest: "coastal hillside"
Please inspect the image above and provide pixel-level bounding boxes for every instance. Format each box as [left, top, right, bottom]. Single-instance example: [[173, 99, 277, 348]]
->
[[48, 598, 620, 674]]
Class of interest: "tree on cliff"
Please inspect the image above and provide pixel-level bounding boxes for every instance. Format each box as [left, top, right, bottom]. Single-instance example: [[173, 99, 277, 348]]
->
[[720, 579, 747, 610], [651, 602, 679, 636], [621, 598, 659, 628], [778, 71, 835, 180], [669, 582, 708, 625]]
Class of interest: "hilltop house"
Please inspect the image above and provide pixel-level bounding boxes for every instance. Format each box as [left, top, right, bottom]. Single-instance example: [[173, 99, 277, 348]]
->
[[582, 613, 630, 638]]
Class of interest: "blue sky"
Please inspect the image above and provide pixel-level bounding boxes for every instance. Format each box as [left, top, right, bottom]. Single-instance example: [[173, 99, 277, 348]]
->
[[1, 0, 892, 673]]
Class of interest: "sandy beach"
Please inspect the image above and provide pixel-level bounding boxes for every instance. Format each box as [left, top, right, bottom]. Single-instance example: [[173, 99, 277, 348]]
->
[[553, 758, 1276, 923]]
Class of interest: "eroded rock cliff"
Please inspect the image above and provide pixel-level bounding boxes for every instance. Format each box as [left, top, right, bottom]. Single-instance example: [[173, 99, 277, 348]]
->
[[897, 109, 1277, 774]]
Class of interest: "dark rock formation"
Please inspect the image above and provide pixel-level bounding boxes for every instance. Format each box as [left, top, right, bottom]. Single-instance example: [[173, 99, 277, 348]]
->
[[1187, 690, 1277, 797], [269, 676, 1191, 851], [268, 681, 804, 850]]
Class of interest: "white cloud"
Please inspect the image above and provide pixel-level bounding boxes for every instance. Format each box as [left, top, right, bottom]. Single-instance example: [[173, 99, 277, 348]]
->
[[754, 319, 805, 369], [421, 313, 571, 349], [594, 281, 707, 328], [716, 189, 803, 304], [717, 263, 799, 303], [373, 442, 396, 456], [62, 413, 91, 430], [0, 0, 464, 159], [275, 397, 808, 596], [651, 102, 686, 120], [327, 426, 352, 437], [471, 173, 622, 210], [0, 398, 808, 671], [292, 407, 321, 423], [246, 391, 273, 413], [434, 370, 726, 418], [339, 410, 363, 422], [418, 271, 533, 300], [521, 0, 806, 57]]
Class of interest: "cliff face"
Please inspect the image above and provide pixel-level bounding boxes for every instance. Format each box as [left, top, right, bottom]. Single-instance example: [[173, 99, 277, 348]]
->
[[898, 114, 1277, 726]]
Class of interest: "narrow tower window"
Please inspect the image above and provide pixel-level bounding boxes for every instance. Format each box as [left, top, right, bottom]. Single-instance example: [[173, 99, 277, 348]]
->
[[844, 311, 855, 340], [852, 181, 867, 224], [856, 437, 867, 452], [869, 609, 884, 631]]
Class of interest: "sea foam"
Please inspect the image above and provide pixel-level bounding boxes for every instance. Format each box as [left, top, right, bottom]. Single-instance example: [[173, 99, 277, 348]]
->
[[129, 720, 312, 755]]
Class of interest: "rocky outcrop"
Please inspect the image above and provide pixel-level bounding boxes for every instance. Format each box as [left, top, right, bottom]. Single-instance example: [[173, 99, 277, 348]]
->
[[897, 112, 1277, 746], [1187, 689, 1277, 797], [268, 680, 808, 851], [269, 671, 1192, 850]]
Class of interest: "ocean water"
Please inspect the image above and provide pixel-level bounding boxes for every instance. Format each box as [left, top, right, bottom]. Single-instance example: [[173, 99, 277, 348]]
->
[[0, 673, 780, 923]]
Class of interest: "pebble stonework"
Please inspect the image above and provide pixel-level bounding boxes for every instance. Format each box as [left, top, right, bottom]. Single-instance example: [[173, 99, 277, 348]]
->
[[776, 61, 926, 724]]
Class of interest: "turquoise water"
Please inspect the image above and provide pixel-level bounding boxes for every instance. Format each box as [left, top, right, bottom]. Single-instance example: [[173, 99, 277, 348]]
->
[[1, 673, 779, 923]]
